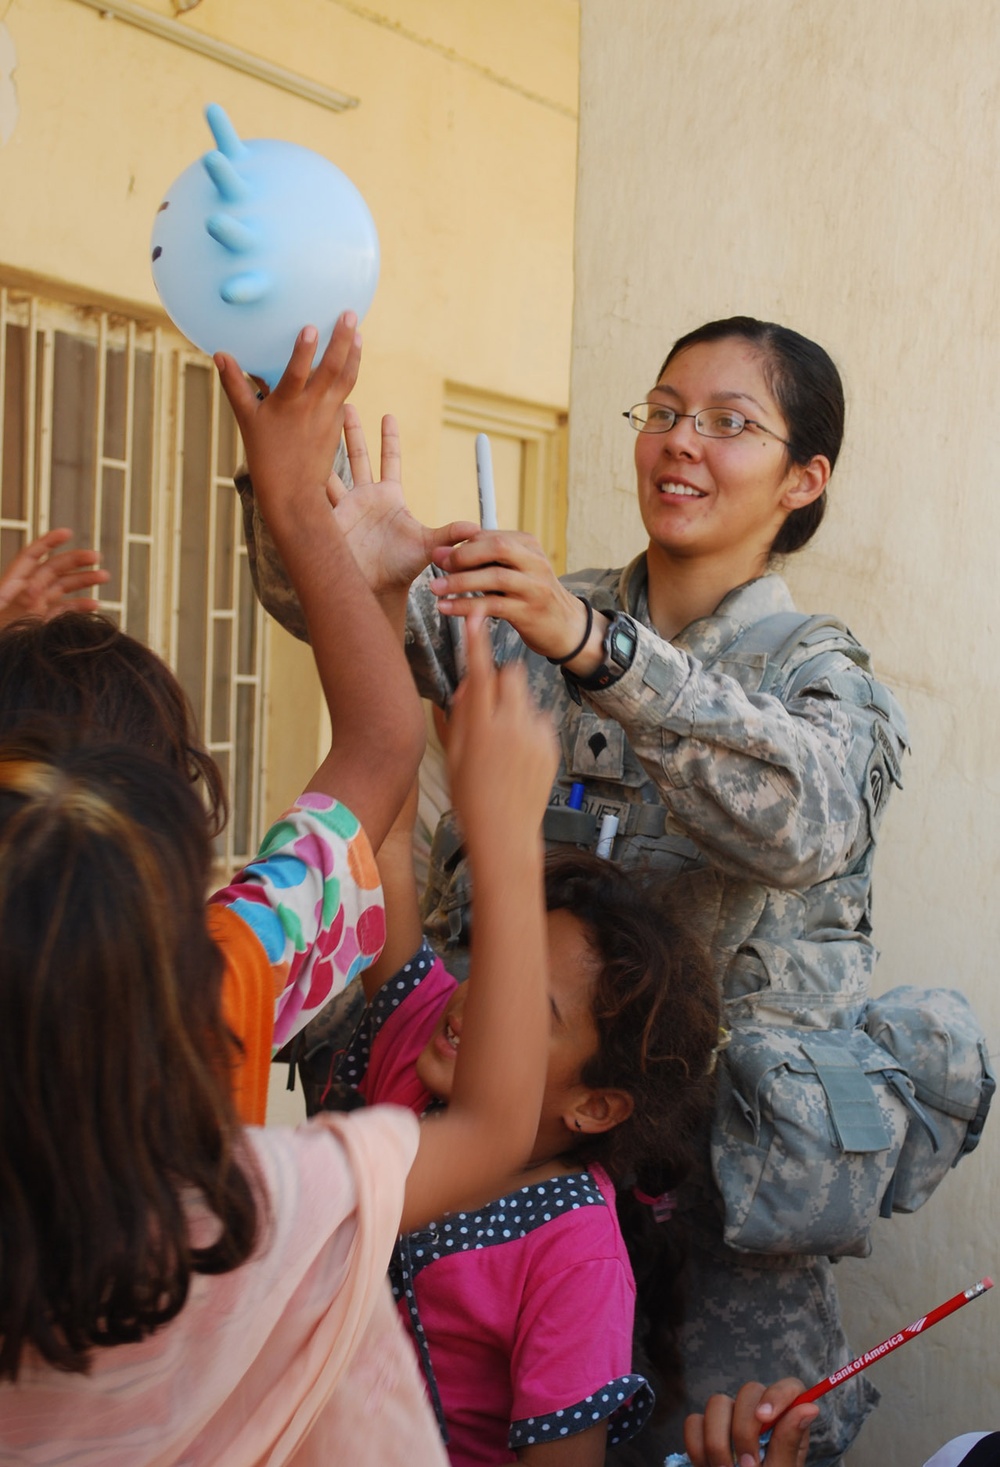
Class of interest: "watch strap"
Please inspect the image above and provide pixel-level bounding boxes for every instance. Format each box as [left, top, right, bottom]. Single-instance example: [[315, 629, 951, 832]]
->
[[562, 611, 638, 695]]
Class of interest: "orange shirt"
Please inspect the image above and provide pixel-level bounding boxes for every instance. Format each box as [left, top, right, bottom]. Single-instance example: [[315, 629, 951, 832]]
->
[[208, 903, 278, 1126]]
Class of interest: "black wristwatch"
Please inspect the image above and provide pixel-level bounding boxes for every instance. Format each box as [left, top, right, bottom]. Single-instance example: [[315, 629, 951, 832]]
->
[[562, 611, 638, 694]]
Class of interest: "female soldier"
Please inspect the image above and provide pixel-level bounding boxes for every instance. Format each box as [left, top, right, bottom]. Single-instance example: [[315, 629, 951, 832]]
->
[[237, 316, 908, 1465]]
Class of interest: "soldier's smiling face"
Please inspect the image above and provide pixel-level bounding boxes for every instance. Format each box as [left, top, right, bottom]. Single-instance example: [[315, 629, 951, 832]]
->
[[633, 336, 805, 573]]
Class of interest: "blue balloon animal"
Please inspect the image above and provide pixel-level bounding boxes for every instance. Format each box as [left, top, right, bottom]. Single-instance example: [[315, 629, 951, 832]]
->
[[151, 104, 379, 385]]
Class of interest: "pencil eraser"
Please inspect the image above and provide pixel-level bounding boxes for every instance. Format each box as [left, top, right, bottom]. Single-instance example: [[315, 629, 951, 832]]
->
[[982, 1276, 994, 1289]]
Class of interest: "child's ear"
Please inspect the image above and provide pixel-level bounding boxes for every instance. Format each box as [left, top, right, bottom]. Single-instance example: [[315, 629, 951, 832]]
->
[[565, 1088, 634, 1136]]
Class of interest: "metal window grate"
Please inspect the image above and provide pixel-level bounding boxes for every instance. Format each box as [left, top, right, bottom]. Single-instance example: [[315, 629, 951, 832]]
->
[[0, 284, 266, 873]]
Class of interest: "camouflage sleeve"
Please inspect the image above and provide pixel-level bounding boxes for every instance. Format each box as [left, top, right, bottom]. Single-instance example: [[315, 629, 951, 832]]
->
[[233, 441, 354, 645], [404, 568, 530, 709], [585, 623, 907, 890], [403, 567, 463, 706]]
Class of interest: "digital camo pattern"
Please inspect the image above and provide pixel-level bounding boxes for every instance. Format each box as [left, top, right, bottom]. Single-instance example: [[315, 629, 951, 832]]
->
[[863, 985, 996, 1212], [407, 556, 909, 1032], [608, 1241, 881, 1467], [404, 554, 907, 1463], [235, 448, 350, 646], [710, 1025, 916, 1257], [235, 467, 908, 1039]]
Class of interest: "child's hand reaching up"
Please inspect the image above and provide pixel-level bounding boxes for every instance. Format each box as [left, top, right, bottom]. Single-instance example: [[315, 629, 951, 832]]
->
[[216, 314, 360, 529], [326, 402, 477, 605], [446, 612, 558, 864], [217, 317, 425, 851], [399, 614, 557, 1234], [0, 529, 109, 629]]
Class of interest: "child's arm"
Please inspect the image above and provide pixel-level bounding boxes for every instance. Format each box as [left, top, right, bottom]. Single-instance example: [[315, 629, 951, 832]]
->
[[359, 779, 423, 1004], [518, 1426, 607, 1465], [329, 415, 443, 1003], [216, 316, 424, 850], [399, 613, 557, 1234]]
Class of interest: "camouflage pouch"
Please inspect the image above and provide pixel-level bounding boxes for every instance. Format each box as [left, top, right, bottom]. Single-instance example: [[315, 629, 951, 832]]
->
[[710, 1024, 935, 1258], [863, 986, 995, 1214]]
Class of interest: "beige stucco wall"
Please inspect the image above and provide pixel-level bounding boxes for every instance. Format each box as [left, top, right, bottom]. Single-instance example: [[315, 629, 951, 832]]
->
[[573, 1, 999, 1460], [1, 0, 578, 818]]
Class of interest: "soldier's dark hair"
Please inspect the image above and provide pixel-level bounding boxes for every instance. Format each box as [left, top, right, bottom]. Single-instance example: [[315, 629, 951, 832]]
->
[[659, 315, 845, 556], [0, 726, 260, 1381], [0, 612, 226, 836]]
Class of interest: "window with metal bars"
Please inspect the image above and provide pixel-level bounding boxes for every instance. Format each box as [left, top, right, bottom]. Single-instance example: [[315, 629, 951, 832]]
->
[[0, 284, 266, 873]]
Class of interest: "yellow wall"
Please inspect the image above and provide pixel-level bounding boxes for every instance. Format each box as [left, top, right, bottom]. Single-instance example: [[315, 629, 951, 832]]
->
[[1, 0, 578, 817], [573, 2, 998, 1458]]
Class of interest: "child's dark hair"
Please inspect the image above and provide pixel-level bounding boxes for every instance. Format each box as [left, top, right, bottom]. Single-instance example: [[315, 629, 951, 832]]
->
[[0, 612, 226, 836], [0, 725, 259, 1382], [544, 851, 720, 1190], [544, 851, 721, 1412]]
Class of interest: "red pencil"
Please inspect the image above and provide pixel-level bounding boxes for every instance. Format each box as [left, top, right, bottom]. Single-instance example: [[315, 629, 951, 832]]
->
[[780, 1277, 994, 1414]]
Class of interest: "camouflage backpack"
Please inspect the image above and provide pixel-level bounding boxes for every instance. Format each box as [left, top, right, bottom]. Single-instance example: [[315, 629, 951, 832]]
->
[[710, 986, 994, 1257]]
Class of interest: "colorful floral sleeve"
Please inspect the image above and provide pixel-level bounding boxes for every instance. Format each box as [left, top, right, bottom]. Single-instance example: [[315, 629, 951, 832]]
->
[[210, 792, 385, 1054]]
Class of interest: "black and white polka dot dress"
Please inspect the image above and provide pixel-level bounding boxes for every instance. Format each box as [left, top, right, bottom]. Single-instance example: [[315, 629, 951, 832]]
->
[[335, 940, 654, 1462]]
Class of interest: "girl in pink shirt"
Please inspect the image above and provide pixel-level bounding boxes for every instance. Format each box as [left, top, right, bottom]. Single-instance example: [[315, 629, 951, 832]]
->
[[306, 780, 723, 1466]]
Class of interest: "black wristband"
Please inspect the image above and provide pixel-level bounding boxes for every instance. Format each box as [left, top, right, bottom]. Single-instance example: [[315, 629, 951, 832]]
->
[[546, 596, 594, 667]]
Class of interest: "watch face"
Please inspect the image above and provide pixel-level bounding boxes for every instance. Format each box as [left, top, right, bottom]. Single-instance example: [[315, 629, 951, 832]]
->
[[611, 627, 633, 660], [609, 618, 637, 669]]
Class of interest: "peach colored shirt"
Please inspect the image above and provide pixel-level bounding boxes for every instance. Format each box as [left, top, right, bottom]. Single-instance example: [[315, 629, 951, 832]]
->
[[0, 1107, 445, 1467]]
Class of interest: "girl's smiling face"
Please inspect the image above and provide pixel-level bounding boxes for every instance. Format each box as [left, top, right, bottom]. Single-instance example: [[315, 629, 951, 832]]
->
[[634, 336, 824, 577], [415, 909, 602, 1154]]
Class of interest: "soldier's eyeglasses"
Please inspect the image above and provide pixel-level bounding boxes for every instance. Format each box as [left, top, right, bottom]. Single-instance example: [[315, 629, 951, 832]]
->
[[622, 402, 789, 446]]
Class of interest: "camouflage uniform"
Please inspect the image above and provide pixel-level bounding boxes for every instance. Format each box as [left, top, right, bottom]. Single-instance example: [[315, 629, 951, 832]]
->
[[234, 472, 909, 1465]]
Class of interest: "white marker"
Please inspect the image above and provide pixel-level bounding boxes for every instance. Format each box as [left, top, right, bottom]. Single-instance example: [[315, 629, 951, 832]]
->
[[475, 433, 498, 530], [595, 812, 619, 859], [455, 435, 496, 679]]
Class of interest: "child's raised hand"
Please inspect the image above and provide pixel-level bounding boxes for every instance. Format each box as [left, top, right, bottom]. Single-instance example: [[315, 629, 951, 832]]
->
[[683, 1378, 818, 1467], [446, 614, 557, 861], [215, 313, 361, 527], [325, 403, 477, 598], [0, 529, 109, 629]]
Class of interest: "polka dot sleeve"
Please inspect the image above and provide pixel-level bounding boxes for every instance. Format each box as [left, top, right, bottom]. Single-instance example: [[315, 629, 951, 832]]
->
[[210, 792, 385, 1053], [507, 1239, 654, 1449], [508, 1374, 653, 1450]]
